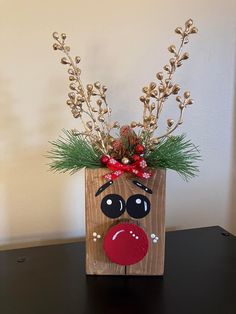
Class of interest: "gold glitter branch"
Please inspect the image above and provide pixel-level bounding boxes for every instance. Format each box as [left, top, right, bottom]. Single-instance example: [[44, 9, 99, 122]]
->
[[51, 19, 198, 157], [52, 32, 120, 154], [133, 18, 198, 149]]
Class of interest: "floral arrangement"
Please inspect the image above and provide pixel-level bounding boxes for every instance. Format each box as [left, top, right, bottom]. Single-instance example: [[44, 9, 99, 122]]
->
[[48, 19, 200, 180]]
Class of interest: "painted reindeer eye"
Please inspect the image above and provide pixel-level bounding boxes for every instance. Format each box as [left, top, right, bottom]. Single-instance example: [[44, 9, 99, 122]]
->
[[101, 194, 125, 218], [126, 194, 150, 219]]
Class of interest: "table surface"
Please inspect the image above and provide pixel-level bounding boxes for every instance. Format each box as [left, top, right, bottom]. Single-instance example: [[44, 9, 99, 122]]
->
[[0, 226, 235, 314]]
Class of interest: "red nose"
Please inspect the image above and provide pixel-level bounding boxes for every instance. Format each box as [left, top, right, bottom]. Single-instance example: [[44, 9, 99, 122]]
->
[[103, 222, 148, 266]]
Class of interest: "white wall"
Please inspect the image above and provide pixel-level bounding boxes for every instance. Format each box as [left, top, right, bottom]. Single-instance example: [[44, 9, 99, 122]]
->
[[0, 0, 235, 249]]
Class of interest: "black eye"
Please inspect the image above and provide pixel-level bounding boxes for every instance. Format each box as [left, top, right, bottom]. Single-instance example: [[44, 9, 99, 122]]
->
[[101, 194, 125, 218], [126, 194, 150, 219]]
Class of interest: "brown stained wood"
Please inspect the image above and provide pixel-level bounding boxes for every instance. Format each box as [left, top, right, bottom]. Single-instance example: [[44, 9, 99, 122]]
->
[[85, 168, 124, 275], [127, 169, 166, 275], [85, 168, 166, 275]]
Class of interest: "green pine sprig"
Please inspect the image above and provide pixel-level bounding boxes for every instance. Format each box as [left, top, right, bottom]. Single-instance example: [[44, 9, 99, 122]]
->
[[47, 131, 200, 180], [145, 134, 201, 180], [47, 130, 102, 173]]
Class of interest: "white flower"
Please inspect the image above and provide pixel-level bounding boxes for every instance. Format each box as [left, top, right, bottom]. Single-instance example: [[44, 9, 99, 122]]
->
[[140, 160, 147, 168], [105, 174, 112, 180]]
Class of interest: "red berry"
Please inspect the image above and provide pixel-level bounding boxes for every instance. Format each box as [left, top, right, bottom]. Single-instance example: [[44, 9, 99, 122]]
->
[[135, 144, 144, 154], [132, 154, 141, 162], [100, 155, 109, 165]]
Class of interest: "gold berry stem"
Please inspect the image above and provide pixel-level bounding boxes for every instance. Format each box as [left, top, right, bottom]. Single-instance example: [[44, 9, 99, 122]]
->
[[168, 35, 185, 81], [155, 32, 188, 124], [143, 101, 148, 129], [98, 89, 111, 137], [157, 107, 184, 140], [63, 51, 94, 118], [60, 42, 107, 154]]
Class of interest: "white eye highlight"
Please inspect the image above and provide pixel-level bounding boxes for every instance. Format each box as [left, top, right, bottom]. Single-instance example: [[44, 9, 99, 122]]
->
[[136, 198, 141, 204], [144, 201, 148, 211], [119, 200, 123, 211], [106, 199, 112, 205]]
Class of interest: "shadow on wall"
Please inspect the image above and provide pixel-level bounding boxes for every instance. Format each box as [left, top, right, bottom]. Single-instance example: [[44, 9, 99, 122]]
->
[[229, 55, 236, 236], [0, 77, 81, 250]]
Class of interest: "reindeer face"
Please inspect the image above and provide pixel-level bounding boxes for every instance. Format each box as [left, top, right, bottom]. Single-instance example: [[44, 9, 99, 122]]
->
[[85, 168, 166, 275], [96, 180, 152, 265]]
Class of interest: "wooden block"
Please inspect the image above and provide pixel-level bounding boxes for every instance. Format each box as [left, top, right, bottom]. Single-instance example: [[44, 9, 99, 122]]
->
[[85, 168, 166, 276]]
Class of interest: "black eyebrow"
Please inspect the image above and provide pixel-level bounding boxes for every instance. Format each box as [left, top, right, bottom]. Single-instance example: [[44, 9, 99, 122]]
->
[[132, 180, 152, 194], [95, 180, 113, 197]]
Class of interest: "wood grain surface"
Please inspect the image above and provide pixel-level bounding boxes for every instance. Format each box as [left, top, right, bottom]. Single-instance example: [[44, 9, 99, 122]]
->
[[85, 168, 166, 275]]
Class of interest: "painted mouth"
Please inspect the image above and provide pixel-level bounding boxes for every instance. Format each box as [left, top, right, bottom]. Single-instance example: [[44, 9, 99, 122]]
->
[[103, 222, 148, 266]]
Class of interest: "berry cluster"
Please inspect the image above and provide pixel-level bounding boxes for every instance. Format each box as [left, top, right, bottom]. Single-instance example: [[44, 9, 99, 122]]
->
[[101, 125, 145, 165]]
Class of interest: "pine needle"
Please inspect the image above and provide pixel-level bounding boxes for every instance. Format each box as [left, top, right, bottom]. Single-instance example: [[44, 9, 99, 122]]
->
[[47, 131, 200, 180], [145, 134, 201, 180], [47, 130, 102, 173]]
